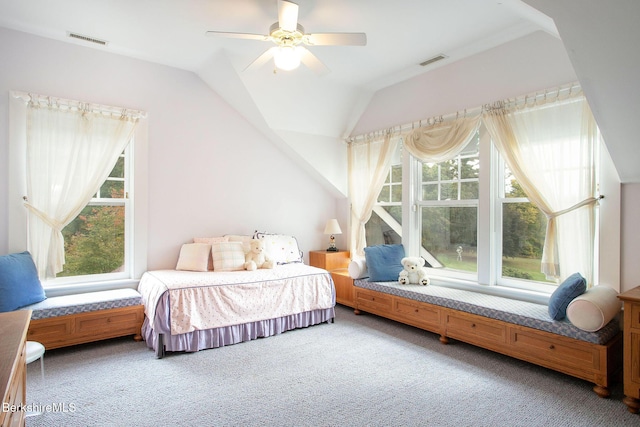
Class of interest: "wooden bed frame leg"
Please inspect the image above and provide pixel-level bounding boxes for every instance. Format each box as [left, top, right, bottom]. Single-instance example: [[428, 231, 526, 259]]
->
[[439, 335, 449, 344], [133, 333, 143, 342], [592, 385, 610, 398], [354, 308, 361, 315]]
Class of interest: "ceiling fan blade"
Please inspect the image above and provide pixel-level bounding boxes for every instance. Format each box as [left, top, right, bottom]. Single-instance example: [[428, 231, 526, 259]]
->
[[244, 47, 277, 72], [278, 0, 299, 32], [299, 48, 330, 76], [304, 32, 367, 46], [205, 31, 269, 41]]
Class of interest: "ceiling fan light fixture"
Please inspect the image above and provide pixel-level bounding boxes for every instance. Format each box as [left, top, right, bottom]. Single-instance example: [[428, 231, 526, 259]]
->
[[274, 46, 301, 71]]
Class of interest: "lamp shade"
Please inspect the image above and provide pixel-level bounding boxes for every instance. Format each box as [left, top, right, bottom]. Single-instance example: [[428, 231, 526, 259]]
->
[[274, 46, 301, 71], [324, 219, 342, 235]]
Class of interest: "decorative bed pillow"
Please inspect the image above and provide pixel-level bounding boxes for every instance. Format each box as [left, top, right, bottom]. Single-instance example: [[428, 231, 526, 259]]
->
[[176, 243, 211, 272], [225, 235, 253, 253], [0, 251, 46, 312], [193, 236, 229, 270], [566, 285, 621, 332], [254, 232, 303, 264], [211, 242, 246, 271], [348, 257, 369, 279], [364, 244, 405, 282], [548, 272, 586, 320]]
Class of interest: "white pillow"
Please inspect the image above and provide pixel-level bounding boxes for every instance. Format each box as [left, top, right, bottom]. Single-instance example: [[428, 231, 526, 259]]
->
[[211, 242, 246, 272], [176, 243, 211, 272], [194, 236, 229, 270], [225, 235, 253, 253], [256, 233, 302, 264], [348, 257, 368, 279], [566, 285, 621, 332]]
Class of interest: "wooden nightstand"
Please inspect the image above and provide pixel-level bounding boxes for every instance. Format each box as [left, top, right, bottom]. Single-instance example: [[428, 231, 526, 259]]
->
[[309, 250, 355, 308], [618, 287, 640, 413]]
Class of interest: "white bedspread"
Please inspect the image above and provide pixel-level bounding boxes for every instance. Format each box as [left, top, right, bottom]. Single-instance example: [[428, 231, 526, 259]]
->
[[138, 264, 334, 335]]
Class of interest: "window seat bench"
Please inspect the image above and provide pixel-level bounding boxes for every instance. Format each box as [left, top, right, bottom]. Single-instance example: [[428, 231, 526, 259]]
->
[[21, 288, 144, 350], [353, 279, 622, 398]]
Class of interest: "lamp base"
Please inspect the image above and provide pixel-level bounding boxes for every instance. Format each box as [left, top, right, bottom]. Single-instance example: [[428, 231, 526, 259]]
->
[[326, 247, 339, 252]]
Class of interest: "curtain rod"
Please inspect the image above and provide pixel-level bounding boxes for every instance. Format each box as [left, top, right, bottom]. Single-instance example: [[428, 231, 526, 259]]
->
[[348, 82, 582, 144], [10, 90, 147, 119]]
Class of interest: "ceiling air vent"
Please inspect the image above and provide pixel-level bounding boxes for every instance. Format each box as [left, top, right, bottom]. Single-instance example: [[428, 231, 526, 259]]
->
[[420, 54, 447, 67], [67, 32, 108, 46]]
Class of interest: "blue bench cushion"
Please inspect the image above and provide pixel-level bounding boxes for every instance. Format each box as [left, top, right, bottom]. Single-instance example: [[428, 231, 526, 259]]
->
[[22, 288, 142, 320], [354, 279, 619, 345]]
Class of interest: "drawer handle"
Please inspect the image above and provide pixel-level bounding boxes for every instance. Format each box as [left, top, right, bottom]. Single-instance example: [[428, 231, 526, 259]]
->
[[471, 323, 476, 328], [415, 309, 419, 313], [549, 344, 555, 350]]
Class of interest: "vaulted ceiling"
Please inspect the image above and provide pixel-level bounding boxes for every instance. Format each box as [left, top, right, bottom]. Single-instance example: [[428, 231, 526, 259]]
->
[[1, 0, 639, 183]]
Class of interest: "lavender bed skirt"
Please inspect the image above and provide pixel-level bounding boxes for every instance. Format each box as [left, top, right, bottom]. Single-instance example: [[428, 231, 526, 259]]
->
[[142, 291, 335, 357]]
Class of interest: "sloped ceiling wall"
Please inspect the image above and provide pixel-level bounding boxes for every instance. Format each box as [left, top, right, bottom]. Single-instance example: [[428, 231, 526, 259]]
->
[[524, 0, 640, 183]]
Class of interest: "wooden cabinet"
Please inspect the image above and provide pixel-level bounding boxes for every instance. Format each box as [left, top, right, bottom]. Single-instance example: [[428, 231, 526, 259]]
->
[[309, 250, 355, 308], [618, 287, 640, 413], [1, 310, 30, 427]]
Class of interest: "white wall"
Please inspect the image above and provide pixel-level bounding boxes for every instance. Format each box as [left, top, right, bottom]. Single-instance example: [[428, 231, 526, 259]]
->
[[0, 27, 340, 270]]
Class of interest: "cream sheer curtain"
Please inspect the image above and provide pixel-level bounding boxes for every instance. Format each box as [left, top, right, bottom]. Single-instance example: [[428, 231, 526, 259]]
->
[[403, 114, 481, 162], [348, 132, 400, 257], [24, 94, 140, 278], [483, 92, 598, 284]]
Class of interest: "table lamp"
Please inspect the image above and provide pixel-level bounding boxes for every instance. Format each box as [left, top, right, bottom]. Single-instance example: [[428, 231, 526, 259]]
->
[[323, 219, 342, 252]]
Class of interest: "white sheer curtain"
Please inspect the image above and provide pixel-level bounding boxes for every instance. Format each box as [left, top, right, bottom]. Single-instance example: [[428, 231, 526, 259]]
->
[[483, 91, 598, 284], [348, 132, 400, 257], [24, 95, 140, 278], [403, 114, 481, 162]]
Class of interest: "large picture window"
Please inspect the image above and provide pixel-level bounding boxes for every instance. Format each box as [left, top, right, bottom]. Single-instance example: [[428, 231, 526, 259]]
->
[[352, 86, 616, 298]]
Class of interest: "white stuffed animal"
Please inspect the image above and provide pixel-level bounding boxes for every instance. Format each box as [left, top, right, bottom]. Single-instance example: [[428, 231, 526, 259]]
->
[[244, 239, 275, 271], [398, 257, 430, 286]]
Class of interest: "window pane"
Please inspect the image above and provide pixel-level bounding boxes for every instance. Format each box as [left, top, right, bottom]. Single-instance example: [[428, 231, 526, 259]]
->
[[99, 180, 124, 199], [391, 184, 402, 203], [377, 187, 390, 203], [461, 181, 478, 199], [59, 204, 125, 277], [440, 160, 458, 180], [501, 201, 552, 282], [422, 163, 438, 182], [461, 157, 479, 179], [365, 209, 402, 246], [110, 156, 125, 178], [422, 184, 438, 201], [441, 183, 458, 200], [391, 165, 402, 183], [421, 206, 477, 273]]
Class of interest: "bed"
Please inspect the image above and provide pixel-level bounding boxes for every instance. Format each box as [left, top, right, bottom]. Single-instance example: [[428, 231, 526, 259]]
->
[[138, 263, 336, 358]]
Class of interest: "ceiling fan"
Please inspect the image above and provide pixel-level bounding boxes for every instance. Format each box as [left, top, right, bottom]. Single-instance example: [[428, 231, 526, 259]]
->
[[205, 0, 367, 74]]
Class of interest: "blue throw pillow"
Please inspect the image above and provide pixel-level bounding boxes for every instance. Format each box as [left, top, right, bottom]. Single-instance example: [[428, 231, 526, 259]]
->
[[0, 251, 46, 312], [364, 244, 405, 282], [548, 272, 586, 320]]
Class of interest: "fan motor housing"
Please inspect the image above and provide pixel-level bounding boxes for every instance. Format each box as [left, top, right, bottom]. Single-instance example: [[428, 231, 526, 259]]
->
[[269, 22, 305, 46]]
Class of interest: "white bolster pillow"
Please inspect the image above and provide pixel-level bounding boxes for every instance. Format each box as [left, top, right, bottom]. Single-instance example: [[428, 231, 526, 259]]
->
[[348, 258, 368, 279], [566, 285, 621, 332]]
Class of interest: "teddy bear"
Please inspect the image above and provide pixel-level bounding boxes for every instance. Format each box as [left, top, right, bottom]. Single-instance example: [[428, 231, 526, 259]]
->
[[244, 239, 275, 271], [398, 256, 430, 286]]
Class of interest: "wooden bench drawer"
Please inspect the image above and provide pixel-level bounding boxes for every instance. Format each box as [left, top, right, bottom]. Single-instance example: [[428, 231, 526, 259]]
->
[[355, 288, 392, 313], [393, 299, 441, 329], [445, 311, 507, 346], [509, 328, 601, 371]]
